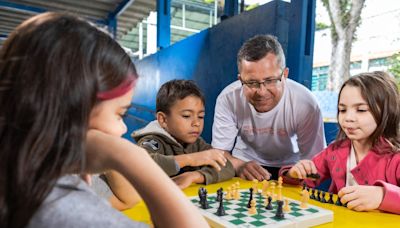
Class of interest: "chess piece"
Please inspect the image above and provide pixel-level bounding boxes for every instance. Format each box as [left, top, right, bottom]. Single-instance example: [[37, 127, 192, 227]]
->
[[247, 188, 254, 208], [283, 198, 291, 213], [310, 188, 315, 200], [316, 190, 321, 201], [275, 200, 284, 219], [278, 176, 283, 187], [301, 182, 307, 195], [300, 189, 309, 209], [216, 188, 226, 216], [265, 196, 273, 210], [320, 191, 327, 203], [262, 180, 269, 196], [328, 192, 334, 204], [335, 196, 343, 206], [198, 187, 210, 209], [252, 179, 259, 193], [234, 185, 240, 200], [225, 186, 232, 200], [277, 184, 282, 201], [270, 182, 276, 201], [248, 199, 257, 215]]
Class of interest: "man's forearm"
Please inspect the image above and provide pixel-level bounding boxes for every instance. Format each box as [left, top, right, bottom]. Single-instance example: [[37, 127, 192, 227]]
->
[[223, 151, 244, 172]]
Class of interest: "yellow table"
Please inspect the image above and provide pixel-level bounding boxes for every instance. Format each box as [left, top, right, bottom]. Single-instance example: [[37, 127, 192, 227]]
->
[[123, 178, 399, 227]]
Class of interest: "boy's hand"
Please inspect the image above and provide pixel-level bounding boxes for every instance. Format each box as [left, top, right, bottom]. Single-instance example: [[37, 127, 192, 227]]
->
[[288, 159, 317, 179], [184, 149, 227, 171], [172, 171, 204, 189], [338, 185, 384, 212]]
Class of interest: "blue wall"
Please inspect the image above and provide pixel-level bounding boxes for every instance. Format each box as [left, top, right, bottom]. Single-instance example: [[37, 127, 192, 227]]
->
[[123, 0, 331, 143]]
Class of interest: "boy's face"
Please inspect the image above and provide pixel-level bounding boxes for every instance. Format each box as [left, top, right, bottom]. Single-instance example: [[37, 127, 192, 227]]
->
[[159, 95, 205, 144], [89, 89, 133, 137], [338, 85, 377, 145]]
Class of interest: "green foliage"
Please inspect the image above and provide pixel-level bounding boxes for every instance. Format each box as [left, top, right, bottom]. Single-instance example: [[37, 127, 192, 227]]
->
[[316, 22, 329, 31], [388, 52, 400, 89]]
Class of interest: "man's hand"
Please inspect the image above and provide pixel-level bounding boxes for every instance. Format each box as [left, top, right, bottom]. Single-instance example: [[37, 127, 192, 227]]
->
[[287, 159, 317, 179], [172, 171, 205, 189], [176, 149, 227, 171], [237, 161, 271, 181], [338, 185, 384, 212]]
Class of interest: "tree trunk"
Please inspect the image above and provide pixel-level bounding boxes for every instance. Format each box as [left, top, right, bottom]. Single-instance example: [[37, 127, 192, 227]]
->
[[323, 0, 365, 91]]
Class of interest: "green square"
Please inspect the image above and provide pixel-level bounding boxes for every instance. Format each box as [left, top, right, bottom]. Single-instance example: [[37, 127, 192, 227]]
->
[[271, 216, 285, 222], [232, 213, 247, 218], [234, 207, 247, 212], [191, 199, 198, 203], [306, 208, 319, 213], [224, 201, 232, 205], [291, 207, 301, 212], [252, 214, 266, 220], [289, 211, 303, 217], [237, 202, 247, 207], [229, 219, 246, 225], [250, 220, 267, 226]]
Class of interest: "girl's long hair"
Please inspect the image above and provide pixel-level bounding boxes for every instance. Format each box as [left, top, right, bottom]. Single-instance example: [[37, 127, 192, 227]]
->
[[334, 71, 400, 152], [0, 12, 136, 227]]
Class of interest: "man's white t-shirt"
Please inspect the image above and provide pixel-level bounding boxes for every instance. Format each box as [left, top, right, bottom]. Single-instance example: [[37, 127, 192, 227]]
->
[[212, 79, 326, 167]]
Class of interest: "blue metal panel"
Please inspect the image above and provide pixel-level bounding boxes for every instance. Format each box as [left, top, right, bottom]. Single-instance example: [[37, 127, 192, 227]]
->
[[125, 1, 291, 142], [156, 0, 171, 49], [107, 0, 134, 39], [223, 0, 239, 18], [0, 0, 46, 13], [286, 0, 316, 88]]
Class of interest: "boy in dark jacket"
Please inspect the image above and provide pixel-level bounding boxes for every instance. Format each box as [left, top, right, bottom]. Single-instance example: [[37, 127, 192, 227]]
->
[[132, 80, 234, 189]]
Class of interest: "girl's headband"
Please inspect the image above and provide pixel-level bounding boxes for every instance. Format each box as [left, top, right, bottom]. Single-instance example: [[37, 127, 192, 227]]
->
[[97, 75, 137, 100]]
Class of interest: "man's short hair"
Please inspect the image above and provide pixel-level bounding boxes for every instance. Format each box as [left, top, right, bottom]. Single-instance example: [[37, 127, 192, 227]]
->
[[237, 34, 286, 71], [156, 79, 205, 114]]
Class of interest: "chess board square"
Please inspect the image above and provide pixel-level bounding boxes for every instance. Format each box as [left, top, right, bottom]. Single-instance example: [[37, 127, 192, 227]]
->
[[306, 208, 319, 213], [250, 220, 267, 226], [229, 219, 246, 225], [289, 211, 303, 217], [232, 212, 247, 219], [233, 207, 247, 212], [252, 214, 266, 220]]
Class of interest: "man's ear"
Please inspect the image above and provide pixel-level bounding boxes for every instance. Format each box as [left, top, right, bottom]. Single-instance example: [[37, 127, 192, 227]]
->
[[283, 67, 289, 79], [156, 112, 168, 129], [237, 73, 241, 81]]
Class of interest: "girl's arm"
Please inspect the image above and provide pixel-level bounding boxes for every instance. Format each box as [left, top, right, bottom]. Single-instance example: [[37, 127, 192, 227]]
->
[[105, 170, 141, 210], [85, 130, 209, 227]]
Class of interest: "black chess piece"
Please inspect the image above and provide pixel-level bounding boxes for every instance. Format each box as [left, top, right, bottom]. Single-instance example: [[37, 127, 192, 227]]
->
[[216, 189, 226, 216], [265, 196, 273, 210], [275, 200, 284, 219], [310, 188, 315, 200], [302, 182, 307, 191], [247, 188, 254, 208], [198, 187, 210, 209], [316, 190, 321, 201], [335, 196, 343, 206], [328, 192, 334, 204], [320, 191, 327, 203], [306, 173, 321, 179]]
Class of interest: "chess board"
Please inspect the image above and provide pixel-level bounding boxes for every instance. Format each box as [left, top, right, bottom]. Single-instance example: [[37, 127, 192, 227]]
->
[[190, 190, 333, 228]]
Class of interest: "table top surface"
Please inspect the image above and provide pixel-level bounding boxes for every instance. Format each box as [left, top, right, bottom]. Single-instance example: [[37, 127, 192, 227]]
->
[[123, 178, 399, 227]]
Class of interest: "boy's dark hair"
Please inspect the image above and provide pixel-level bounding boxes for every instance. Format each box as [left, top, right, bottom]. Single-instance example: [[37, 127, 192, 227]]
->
[[156, 80, 205, 114], [335, 71, 400, 151], [237, 34, 286, 72]]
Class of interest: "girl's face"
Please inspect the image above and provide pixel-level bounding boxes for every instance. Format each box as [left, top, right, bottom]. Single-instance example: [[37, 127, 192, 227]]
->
[[338, 85, 377, 144], [89, 89, 133, 137]]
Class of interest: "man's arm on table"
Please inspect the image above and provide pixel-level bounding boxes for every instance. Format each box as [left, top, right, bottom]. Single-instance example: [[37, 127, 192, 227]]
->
[[222, 151, 271, 181]]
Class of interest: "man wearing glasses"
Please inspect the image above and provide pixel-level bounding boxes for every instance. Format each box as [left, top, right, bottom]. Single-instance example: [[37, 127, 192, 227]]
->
[[212, 35, 326, 181]]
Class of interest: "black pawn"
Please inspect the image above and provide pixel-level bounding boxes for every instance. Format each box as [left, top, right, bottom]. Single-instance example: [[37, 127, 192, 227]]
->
[[320, 191, 327, 203], [247, 188, 254, 208], [265, 196, 273, 210], [302, 182, 307, 191], [275, 200, 284, 219], [335, 196, 343, 206], [327, 192, 334, 204], [316, 190, 321, 201], [216, 189, 226, 216], [310, 188, 315, 200], [198, 187, 210, 209]]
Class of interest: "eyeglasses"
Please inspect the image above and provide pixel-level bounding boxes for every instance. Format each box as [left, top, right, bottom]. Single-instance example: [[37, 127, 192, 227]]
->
[[241, 71, 284, 90]]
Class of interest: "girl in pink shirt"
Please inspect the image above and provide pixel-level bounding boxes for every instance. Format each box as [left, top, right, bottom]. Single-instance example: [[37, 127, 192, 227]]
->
[[281, 71, 400, 214]]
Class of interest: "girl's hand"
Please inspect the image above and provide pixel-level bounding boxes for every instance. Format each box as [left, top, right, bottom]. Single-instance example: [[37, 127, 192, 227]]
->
[[338, 185, 384, 212], [172, 171, 204, 189], [287, 160, 317, 179]]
